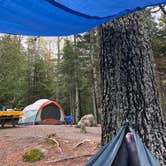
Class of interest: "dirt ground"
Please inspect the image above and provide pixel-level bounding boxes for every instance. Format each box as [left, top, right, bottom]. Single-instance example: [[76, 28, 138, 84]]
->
[[0, 125, 101, 166]]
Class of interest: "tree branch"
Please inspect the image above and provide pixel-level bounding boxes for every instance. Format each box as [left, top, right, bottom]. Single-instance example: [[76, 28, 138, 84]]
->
[[159, 5, 166, 15], [45, 154, 94, 164], [150, 7, 161, 13]]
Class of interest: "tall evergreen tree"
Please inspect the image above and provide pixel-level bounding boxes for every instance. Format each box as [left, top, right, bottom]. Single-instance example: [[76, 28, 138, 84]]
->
[[55, 40, 77, 119], [55, 37, 100, 122], [24, 37, 55, 105], [152, 13, 166, 57], [76, 31, 101, 122], [147, 11, 166, 119], [0, 35, 26, 108]]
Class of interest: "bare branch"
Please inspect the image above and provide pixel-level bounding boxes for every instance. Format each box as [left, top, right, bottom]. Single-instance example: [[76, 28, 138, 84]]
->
[[45, 154, 94, 164], [150, 7, 161, 13], [151, 8, 161, 13], [159, 5, 166, 15]]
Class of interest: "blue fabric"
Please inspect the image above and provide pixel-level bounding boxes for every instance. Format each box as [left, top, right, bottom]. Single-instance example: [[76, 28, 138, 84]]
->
[[85, 126, 126, 166], [130, 128, 160, 166], [64, 115, 73, 123], [49, 0, 166, 18], [0, 0, 165, 36], [85, 126, 160, 166], [1, 105, 6, 111]]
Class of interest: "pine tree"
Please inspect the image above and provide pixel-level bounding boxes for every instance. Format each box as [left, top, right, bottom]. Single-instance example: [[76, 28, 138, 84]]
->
[[24, 37, 55, 104], [0, 35, 26, 108]]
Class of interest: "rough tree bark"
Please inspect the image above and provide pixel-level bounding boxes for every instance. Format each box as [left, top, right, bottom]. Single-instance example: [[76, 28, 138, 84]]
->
[[99, 11, 166, 165]]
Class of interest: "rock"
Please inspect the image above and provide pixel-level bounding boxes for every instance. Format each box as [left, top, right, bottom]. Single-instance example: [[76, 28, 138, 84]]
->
[[80, 123, 87, 134], [77, 114, 97, 127]]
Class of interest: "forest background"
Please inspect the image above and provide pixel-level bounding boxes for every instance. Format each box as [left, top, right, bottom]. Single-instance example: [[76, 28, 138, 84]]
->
[[0, 11, 165, 123]]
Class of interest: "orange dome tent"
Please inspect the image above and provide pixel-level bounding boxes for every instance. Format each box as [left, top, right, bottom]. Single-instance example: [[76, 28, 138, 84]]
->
[[19, 99, 65, 125]]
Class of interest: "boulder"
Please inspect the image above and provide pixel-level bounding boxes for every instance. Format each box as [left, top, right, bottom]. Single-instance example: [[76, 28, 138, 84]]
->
[[77, 114, 97, 127]]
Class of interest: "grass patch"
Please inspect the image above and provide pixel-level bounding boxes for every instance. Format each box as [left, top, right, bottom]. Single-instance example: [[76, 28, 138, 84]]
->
[[22, 149, 44, 162]]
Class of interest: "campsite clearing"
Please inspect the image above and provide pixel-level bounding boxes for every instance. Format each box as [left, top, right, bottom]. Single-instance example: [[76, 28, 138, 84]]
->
[[0, 125, 101, 166]]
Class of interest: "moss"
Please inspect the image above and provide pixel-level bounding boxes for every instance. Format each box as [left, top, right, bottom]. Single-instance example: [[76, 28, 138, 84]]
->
[[22, 149, 44, 162]]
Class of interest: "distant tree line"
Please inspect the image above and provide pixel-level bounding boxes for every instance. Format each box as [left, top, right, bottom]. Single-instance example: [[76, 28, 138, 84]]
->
[[0, 10, 165, 124], [152, 13, 166, 117], [0, 36, 55, 109], [0, 33, 101, 124]]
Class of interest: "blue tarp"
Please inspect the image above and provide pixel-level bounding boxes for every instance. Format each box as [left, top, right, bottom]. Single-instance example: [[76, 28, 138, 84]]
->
[[0, 0, 165, 36], [85, 126, 160, 166]]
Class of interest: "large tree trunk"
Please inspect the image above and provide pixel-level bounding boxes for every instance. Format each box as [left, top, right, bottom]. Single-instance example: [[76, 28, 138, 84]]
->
[[99, 11, 166, 165]]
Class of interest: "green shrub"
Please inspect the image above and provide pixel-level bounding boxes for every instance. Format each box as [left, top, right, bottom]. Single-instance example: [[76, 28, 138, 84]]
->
[[22, 149, 44, 162]]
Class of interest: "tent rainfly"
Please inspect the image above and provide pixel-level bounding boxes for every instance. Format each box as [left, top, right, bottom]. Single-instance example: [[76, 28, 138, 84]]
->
[[19, 99, 65, 125]]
